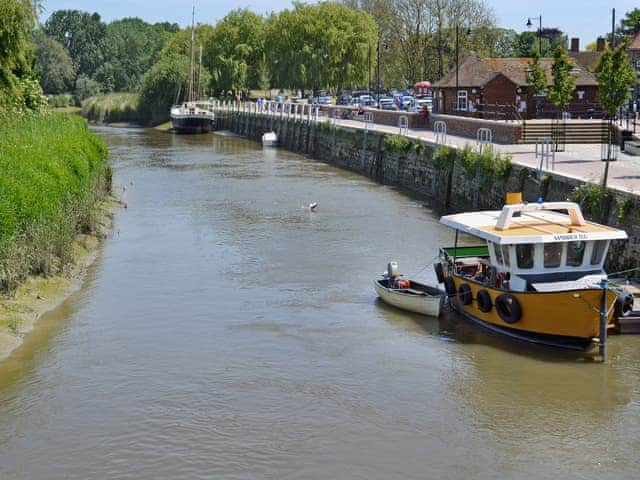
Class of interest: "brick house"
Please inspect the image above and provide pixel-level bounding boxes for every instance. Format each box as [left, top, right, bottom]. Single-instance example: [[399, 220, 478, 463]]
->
[[625, 34, 640, 101], [432, 52, 600, 120]]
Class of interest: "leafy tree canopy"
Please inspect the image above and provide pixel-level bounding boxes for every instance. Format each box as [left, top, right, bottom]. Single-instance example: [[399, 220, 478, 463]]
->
[[204, 9, 265, 95], [547, 47, 577, 111], [138, 53, 211, 125], [101, 18, 179, 92], [265, 2, 377, 91], [620, 8, 640, 35], [596, 40, 636, 115], [33, 29, 75, 93], [44, 10, 107, 80], [0, 0, 35, 90], [525, 49, 546, 95]]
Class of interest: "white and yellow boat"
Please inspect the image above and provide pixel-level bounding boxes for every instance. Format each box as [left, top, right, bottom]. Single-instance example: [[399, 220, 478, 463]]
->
[[436, 198, 629, 350]]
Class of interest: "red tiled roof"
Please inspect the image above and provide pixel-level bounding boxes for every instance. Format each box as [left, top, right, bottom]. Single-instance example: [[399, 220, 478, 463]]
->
[[433, 54, 598, 88], [629, 33, 640, 50]]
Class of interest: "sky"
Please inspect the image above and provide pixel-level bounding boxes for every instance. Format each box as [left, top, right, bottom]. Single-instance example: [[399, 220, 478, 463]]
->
[[41, 0, 638, 47]]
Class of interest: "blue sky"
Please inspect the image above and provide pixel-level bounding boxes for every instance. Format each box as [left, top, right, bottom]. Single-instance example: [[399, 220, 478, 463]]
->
[[41, 0, 637, 46]]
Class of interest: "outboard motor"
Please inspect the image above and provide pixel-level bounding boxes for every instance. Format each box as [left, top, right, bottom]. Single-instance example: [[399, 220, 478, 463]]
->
[[387, 262, 400, 280]]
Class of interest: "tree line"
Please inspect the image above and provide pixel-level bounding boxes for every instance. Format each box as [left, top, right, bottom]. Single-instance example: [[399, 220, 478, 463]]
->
[[7, 1, 640, 123]]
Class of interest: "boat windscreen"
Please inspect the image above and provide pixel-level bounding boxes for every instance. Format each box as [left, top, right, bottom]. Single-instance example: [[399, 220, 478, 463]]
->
[[440, 245, 490, 258]]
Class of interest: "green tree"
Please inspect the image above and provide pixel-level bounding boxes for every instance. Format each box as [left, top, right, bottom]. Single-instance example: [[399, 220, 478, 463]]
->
[[0, 0, 35, 91], [0, 0, 47, 113], [204, 9, 265, 95], [620, 8, 640, 35], [266, 2, 377, 92], [138, 53, 210, 124], [74, 74, 102, 100], [43, 10, 107, 81], [596, 40, 636, 190], [491, 28, 519, 57], [547, 47, 576, 113], [33, 30, 75, 93], [525, 49, 546, 94], [101, 18, 179, 92], [525, 48, 547, 118], [514, 28, 567, 57]]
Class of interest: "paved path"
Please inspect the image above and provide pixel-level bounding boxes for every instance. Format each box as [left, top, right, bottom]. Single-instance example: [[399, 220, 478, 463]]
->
[[327, 116, 640, 194]]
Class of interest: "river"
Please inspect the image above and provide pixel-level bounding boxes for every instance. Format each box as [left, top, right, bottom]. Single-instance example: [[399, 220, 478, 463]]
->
[[0, 127, 639, 479]]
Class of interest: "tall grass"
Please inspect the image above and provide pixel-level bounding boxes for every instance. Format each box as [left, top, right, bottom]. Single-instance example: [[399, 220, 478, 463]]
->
[[0, 112, 111, 291], [81, 93, 140, 124]]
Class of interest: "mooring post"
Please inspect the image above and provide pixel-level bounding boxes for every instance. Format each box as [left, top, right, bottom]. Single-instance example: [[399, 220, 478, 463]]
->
[[599, 279, 608, 362]]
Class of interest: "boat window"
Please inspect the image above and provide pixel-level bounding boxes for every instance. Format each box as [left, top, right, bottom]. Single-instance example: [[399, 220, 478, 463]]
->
[[543, 242, 563, 268], [493, 243, 504, 265], [516, 243, 534, 269], [566, 241, 586, 266], [590, 240, 607, 265], [501, 245, 510, 267]]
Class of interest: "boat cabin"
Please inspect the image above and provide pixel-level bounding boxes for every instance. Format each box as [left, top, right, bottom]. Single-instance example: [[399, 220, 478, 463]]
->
[[440, 202, 627, 293]]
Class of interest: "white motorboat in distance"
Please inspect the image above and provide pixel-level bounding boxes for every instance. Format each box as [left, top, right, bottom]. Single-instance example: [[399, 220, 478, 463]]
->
[[374, 262, 445, 317], [262, 131, 278, 146]]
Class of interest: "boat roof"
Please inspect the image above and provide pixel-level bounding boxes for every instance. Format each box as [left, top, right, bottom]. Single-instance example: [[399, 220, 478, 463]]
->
[[440, 201, 628, 245]]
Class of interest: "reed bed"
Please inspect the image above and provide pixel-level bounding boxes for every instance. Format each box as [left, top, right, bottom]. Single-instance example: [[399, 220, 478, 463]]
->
[[81, 93, 141, 124]]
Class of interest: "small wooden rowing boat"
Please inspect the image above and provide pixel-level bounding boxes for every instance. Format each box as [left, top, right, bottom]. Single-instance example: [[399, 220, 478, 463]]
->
[[374, 262, 444, 317]]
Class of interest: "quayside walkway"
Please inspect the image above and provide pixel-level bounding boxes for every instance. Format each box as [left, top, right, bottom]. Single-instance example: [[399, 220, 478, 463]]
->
[[331, 116, 640, 194], [213, 100, 640, 194]]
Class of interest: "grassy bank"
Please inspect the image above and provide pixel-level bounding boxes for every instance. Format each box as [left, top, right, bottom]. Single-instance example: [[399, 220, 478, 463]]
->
[[81, 92, 141, 124], [0, 112, 112, 292]]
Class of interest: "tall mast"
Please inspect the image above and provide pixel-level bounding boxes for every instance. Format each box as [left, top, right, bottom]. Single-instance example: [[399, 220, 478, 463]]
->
[[197, 44, 203, 100], [187, 6, 195, 102]]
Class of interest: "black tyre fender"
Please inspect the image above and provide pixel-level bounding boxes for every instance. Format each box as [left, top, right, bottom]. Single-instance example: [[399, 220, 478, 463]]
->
[[458, 283, 472, 305], [495, 293, 522, 324], [444, 276, 456, 296], [476, 289, 492, 313], [614, 294, 634, 318], [434, 262, 445, 284]]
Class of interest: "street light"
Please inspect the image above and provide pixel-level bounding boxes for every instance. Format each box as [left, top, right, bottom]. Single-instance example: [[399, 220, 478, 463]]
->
[[376, 39, 389, 104], [526, 15, 543, 54], [455, 24, 471, 110]]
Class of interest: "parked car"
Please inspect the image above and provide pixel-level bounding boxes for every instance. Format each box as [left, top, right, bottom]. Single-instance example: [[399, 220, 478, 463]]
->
[[337, 94, 352, 105], [378, 98, 395, 110], [359, 94, 376, 107], [313, 96, 332, 105], [401, 95, 415, 110]]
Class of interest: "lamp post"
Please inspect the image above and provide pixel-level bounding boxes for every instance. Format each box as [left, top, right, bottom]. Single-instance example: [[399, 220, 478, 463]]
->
[[526, 15, 543, 54], [455, 24, 471, 110], [376, 39, 388, 105]]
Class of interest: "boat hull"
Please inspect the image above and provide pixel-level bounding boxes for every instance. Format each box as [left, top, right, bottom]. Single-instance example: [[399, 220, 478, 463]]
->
[[170, 115, 214, 134], [374, 280, 443, 317], [447, 273, 616, 349]]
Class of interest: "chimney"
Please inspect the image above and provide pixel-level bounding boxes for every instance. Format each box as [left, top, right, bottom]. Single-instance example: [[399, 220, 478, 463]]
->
[[596, 37, 605, 52], [570, 38, 580, 52]]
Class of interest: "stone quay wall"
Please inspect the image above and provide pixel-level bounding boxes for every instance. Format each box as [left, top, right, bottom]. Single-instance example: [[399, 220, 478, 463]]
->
[[215, 108, 640, 273]]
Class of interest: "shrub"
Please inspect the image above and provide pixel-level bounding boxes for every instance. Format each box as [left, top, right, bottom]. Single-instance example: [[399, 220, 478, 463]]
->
[[433, 145, 455, 169], [458, 144, 477, 177], [569, 183, 603, 217], [383, 134, 412, 152]]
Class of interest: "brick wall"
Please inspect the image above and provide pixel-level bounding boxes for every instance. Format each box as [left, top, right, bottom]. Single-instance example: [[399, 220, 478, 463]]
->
[[429, 113, 522, 143]]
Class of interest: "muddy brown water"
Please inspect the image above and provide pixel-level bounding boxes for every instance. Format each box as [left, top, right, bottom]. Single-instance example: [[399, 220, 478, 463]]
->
[[0, 127, 639, 479]]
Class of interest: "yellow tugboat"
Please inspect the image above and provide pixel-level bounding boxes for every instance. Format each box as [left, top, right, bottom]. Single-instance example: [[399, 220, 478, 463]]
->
[[436, 197, 629, 350]]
